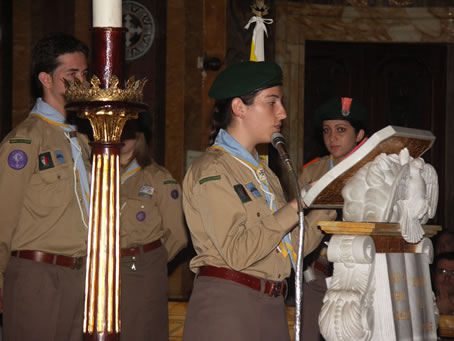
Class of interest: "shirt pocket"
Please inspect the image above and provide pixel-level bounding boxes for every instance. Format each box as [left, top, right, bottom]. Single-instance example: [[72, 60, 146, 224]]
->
[[120, 197, 161, 237], [243, 198, 272, 224], [31, 165, 71, 208]]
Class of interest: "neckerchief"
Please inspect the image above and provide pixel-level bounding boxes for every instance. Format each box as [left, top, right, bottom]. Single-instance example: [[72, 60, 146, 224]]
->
[[213, 129, 297, 269], [121, 159, 141, 184], [30, 98, 90, 218]]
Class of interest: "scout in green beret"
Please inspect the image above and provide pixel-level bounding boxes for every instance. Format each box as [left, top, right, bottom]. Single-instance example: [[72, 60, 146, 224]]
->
[[207, 61, 284, 145], [182, 61, 331, 340], [312, 96, 368, 165], [298, 97, 368, 340]]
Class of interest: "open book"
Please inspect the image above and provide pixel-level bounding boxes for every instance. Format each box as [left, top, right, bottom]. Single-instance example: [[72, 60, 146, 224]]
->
[[303, 125, 435, 208]]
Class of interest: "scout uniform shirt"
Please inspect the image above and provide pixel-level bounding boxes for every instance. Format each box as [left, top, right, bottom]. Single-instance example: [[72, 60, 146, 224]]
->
[[0, 112, 91, 288], [299, 155, 332, 189], [183, 147, 327, 282], [120, 162, 187, 261]]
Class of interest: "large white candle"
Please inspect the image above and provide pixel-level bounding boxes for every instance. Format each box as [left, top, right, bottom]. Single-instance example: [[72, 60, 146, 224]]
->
[[93, 0, 122, 28]]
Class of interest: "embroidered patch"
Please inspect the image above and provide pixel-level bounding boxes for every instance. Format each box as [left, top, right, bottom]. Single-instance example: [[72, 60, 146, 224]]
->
[[39, 152, 54, 171], [199, 175, 221, 185], [10, 139, 31, 144], [233, 184, 252, 203], [164, 179, 178, 185], [8, 150, 28, 170], [139, 185, 154, 199], [55, 150, 65, 164], [245, 182, 262, 198], [136, 211, 146, 222], [171, 189, 179, 199]]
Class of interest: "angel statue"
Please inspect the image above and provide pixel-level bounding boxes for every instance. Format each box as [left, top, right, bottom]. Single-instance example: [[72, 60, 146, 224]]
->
[[342, 148, 438, 243]]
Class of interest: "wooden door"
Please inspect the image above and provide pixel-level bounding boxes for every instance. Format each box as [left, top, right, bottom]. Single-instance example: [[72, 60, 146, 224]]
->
[[304, 41, 447, 226]]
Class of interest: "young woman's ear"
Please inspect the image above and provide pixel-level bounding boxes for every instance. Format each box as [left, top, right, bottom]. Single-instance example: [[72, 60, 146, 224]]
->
[[356, 129, 365, 142], [231, 98, 246, 119]]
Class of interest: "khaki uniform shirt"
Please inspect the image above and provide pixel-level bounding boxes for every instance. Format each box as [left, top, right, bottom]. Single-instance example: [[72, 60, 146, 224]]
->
[[0, 115, 91, 288], [183, 147, 326, 282], [120, 162, 187, 261], [299, 155, 331, 189]]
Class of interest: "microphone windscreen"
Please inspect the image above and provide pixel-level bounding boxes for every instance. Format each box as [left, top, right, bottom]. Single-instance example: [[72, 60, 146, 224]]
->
[[271, 132, 285, 149]]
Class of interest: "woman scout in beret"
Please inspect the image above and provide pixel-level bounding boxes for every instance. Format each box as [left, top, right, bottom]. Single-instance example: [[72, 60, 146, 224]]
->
[[182, 61, 335, 341], [299, 96, 368, 340], [118, 114, 188, 341]]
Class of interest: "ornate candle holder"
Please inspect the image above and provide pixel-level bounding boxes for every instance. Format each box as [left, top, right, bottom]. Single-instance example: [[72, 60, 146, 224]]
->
[[65, 27, 147, 341]]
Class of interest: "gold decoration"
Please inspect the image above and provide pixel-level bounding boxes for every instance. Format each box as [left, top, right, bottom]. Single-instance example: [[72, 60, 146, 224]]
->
[[251, 0, 269, 17], [82, 110, 138, 143], [84, 152, 121, 334], [388, 0, 413, 6], [64, 74, 148, 103]]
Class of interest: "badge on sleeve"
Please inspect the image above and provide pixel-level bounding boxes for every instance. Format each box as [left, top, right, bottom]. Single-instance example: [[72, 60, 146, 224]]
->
[[245, 182, 262, 198], [39, 152, 54, 171], [139, 185, 154, 199], [171, 189, 179, 199], [233, 184, 252, 203], [8, 150, 28, 170], [55, 150, 66, 164]]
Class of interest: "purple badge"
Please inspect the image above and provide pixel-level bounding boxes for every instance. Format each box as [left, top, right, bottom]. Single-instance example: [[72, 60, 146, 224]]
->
[[171, 189, 179, 199], [8, 150, 28, 170], [136, 211, 146, 222]]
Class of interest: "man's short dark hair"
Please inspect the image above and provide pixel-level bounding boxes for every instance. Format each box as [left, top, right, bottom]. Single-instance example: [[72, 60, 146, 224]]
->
[[31, 32, 89, 98]]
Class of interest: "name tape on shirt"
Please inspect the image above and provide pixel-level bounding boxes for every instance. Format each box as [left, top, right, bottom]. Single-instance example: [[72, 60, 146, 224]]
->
[[10, 139, 32, 144], [199, 175, 221, 185]]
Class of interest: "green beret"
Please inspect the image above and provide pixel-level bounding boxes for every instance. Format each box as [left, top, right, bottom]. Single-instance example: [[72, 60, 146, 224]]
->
[[208, 61, 283, 100], [314, 97, 368, 127]]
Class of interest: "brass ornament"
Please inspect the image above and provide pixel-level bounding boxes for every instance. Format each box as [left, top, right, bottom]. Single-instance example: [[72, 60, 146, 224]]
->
[[251, 0, 269, 18], [64, 74, 148, 103]]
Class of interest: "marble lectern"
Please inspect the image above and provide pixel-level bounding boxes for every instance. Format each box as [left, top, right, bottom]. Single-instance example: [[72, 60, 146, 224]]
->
[[303, 126, 442, 341]]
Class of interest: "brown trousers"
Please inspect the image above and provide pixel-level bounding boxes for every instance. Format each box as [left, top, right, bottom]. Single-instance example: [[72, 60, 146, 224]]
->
[[3, 256, 85, 341], [120, 245, 168, 341], [302, 276, 327, 341], [183, 275, 290, 341]]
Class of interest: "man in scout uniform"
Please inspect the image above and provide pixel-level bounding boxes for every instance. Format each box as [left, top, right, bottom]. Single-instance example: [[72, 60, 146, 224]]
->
[[300, 96, 368, 340], [0, 33, 91, 341]]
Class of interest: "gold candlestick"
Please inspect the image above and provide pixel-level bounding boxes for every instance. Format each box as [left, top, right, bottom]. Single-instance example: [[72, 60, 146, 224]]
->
[[65, 27, 147, 340]]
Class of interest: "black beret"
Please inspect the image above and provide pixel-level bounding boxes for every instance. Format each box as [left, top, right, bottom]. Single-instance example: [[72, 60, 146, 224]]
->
[[208, 61, 283, 100], [314, 97, 368, 127]]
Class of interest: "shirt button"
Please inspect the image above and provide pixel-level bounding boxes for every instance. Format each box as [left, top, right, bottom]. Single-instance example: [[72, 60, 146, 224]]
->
[[278, 274, 281, 278], [257, 212, 260, 217]]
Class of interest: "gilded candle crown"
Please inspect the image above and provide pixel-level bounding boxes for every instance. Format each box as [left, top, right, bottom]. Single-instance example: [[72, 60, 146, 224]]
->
[[64, 74, 148, 103]]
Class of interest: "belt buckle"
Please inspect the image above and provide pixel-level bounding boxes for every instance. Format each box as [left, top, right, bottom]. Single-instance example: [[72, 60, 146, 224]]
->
[[74, 257, 84, 270], [271, 282, 282, 297]]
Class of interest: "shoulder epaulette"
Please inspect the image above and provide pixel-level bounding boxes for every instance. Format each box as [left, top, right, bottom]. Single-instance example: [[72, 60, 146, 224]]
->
[[303, 157, 320, 169]]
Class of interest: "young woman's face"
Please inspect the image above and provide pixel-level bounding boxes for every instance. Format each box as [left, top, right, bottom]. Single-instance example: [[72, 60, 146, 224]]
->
[[322, 120, 364, 161], [243, 85, 287, 144]]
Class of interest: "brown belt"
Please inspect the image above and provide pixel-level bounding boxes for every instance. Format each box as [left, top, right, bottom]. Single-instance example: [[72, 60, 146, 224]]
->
[[11, 250, 84, 269], [313, 260, 330, 277], [198, 265, 286, 297], [120, 240, 162, 258]]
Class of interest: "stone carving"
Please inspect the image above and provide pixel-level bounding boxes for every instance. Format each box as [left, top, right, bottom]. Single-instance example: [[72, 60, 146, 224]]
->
[[319, 235, 376, 341], [342, 148, 438, 243]]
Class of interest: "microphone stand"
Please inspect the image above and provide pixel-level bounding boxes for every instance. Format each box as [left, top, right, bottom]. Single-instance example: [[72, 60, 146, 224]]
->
[[276, 149, 305, 341]]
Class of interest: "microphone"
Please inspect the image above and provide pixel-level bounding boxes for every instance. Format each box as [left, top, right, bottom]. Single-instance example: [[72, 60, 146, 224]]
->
[[271, 132, 293, 172]]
